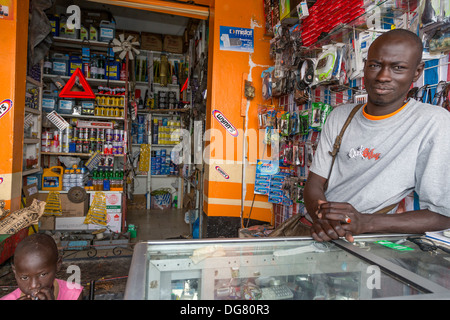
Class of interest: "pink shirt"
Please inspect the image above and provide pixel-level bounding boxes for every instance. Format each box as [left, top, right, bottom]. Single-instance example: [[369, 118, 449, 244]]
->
[[0, 279, 83, 300]]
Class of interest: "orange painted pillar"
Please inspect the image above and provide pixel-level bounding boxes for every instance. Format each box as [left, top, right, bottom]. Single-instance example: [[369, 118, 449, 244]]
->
[[0, 0, 29, 212], [203, 0, 273, 235]]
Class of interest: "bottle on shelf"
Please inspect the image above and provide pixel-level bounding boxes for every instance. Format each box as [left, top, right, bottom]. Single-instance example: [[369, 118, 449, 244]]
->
[[91, 54, 98, 79], [44, 54, 52, 74], [98, 55, 105, 80], [103, 168, 111, 191], [120, 62, 127, 81]]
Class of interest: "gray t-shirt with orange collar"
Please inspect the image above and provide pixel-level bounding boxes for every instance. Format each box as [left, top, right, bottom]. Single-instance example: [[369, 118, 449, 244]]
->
[[310, 99, 450, 217]]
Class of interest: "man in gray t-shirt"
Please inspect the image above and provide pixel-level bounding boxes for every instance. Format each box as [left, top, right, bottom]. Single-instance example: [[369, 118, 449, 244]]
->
[[304, 29, 450, 242]]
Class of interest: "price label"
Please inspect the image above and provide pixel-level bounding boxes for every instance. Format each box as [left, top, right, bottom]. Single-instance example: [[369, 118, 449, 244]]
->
[[0, 99, 12, 120]]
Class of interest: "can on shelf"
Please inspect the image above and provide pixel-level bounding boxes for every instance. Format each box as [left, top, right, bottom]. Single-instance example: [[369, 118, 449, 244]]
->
[[89, 128, 96, 141], [42, 131, 53, 140], [97, 128, 105, 141], [105, 129, 113, 142], [41, 138, 50, 153], [62, 144, 70, 153], [82, 141, 89, 153], [113, 129, 120, 142], [76, 141, 82, 153]]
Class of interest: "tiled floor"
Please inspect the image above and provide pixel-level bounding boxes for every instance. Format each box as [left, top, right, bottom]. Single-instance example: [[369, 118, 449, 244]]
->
[[126, 201, 191, 241]]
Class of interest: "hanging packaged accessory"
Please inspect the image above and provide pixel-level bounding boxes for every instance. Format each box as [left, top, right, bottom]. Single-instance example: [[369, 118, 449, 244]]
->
[[298, 142, 305, 167], [309, 102, 333, 131], [315, 45, 336, 83], [280, 112, 290, 136], [299, 58, 315, 87], [261, 68, 273, 100], [299, 110, 309, 135], [290, 112, 299, 135]]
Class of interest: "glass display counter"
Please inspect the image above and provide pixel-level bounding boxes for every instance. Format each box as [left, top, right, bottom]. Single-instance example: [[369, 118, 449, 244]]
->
[[124, 235, 450, 300]]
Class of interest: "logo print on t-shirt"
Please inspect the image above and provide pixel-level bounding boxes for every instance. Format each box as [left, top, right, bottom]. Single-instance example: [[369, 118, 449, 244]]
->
[[348, 145, 380, 160]]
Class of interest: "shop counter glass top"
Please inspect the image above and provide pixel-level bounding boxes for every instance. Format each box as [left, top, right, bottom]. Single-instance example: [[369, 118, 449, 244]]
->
[[124, 235, 450, 300]]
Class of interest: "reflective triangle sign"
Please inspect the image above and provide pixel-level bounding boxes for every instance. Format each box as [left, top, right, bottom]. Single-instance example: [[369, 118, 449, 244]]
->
[[59, 68, 96, 99]]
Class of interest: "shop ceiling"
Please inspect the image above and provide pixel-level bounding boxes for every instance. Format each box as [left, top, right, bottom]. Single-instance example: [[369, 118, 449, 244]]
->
[[86, 0, 210, 20], [54, 0, 209, 35]]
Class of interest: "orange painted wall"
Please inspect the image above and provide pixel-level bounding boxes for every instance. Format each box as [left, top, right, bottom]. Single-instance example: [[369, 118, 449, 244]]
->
[[204, 0, 274, 223], [4, 0, 274, 224], [0, 0, 29, 211]]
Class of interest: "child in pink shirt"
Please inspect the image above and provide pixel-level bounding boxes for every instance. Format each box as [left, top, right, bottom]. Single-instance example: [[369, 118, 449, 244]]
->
[[1, 233, 83, 300]]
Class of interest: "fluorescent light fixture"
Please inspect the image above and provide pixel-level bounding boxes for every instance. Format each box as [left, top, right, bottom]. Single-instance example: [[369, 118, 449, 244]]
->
[[88, 0, 209, 20]]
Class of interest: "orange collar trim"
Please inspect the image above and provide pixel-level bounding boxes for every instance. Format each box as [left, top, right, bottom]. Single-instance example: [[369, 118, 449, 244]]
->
[[363, 102, 408, 120]]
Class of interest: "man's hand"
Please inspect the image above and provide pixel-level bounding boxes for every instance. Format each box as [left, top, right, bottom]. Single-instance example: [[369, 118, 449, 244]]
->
[[311, 200, 363, 242]]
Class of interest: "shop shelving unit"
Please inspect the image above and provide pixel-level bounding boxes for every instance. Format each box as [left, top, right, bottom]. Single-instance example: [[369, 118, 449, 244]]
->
[[22, 65, 43, 178], [131, 48, 191, 209], [40, 36, 130, 231]]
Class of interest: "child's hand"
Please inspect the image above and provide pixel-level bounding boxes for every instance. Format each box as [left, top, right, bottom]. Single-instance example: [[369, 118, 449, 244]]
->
[[33, 287, 55, 300]]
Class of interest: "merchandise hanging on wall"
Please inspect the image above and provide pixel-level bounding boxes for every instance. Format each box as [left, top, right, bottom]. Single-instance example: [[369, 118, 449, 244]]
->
[[252, 0, 450, 232]]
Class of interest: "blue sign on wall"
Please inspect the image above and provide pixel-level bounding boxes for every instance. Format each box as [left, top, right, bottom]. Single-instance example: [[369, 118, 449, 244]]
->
[[219, 26, 254, 53]]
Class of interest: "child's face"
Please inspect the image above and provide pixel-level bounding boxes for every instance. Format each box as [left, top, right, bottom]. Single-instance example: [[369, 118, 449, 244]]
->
[[12, 251, 59, 298]]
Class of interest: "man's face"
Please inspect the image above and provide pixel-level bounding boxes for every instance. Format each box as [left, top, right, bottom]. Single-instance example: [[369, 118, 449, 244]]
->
[[363, 36, 424, 109]]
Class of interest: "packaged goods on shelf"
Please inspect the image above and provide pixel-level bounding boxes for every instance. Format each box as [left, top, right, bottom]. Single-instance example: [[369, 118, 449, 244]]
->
[[150, 149, 179, 176], [62, 165, 88, 191], [25, 88, 39, 110], [151, 118, 181, 145]]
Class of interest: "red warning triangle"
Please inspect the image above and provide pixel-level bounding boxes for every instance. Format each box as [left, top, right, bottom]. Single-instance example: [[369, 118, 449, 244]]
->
[[59, 68, 96, 99]]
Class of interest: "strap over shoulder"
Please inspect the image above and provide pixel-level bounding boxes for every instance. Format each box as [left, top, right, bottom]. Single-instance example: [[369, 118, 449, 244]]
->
[[324, 104, 364, 191]]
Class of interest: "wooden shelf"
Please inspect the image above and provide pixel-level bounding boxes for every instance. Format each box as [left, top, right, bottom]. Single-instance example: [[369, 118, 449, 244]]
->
[[58, 113, 125, 121], [25, 107, 41, 115], [137, 108, 190, 113], [42, 152, 124, 157], [23, 138, 40, 144], [52, 36, 111, 49], [26, 76, 42, 87], [43, 74, 125, 86], [22, 168, 40, 176]]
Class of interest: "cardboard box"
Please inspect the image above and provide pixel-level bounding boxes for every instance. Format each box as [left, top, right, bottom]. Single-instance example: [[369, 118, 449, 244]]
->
[[39, 216, 55, 230], [81, 10, 111, 29], [55, 217, 89, 230], [163, 35, 183, 54], [90, 191, 122, 211], [23, 183, 39, 206], [38, 193, 89, 217], [89, 192, 122, 232], [141, 32, 163, 51], [116, 29, 140, 45], [89, 212, 122, 233]]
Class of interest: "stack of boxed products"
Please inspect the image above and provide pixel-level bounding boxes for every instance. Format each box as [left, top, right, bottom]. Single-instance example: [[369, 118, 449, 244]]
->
[[37, 159, 124, 233]]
